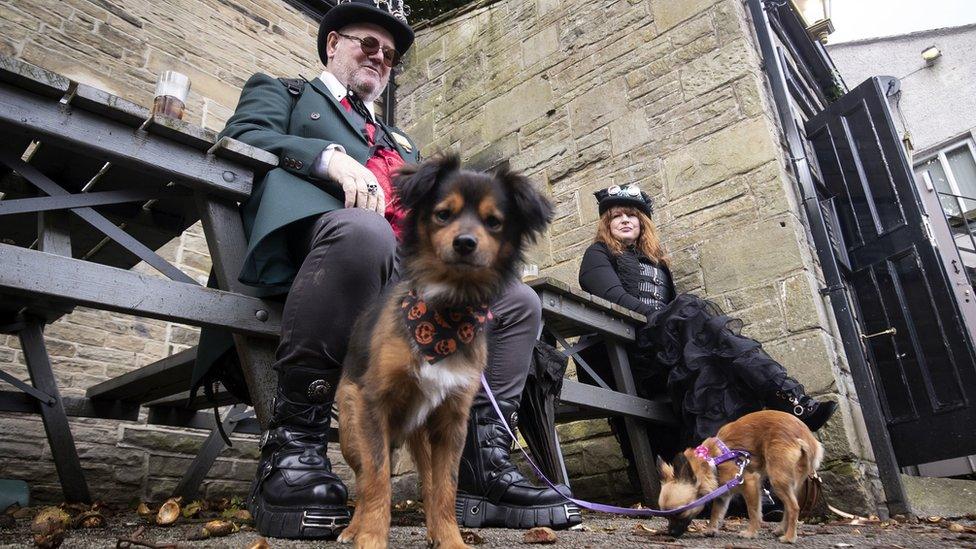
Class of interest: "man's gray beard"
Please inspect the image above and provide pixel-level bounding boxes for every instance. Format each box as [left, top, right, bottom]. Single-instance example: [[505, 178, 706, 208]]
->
[[349, 78, 384, 102]]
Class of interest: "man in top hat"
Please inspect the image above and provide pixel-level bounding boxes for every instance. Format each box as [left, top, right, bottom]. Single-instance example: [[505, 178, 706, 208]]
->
[[207, 0, 581, 539]]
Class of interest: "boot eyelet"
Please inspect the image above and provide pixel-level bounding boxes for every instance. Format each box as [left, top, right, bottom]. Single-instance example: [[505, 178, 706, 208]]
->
[[471, 506, 480, 515], [794, 404, 805, 416]]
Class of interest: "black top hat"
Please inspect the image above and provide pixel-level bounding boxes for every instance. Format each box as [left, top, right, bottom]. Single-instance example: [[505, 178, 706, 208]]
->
[[318, 0, 415, 66], [593, 185, 654, 217]]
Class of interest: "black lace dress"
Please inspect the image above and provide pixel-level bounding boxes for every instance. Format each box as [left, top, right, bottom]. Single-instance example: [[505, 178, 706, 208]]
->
[[578, 242, 800, 445]]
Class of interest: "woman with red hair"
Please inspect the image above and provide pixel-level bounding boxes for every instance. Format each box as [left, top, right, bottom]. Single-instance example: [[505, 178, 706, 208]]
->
[[578, 185, 836, 451]]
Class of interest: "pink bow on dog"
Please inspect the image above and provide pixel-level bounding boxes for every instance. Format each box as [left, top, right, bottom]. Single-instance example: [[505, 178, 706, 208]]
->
[[694, 445, 711, 462]]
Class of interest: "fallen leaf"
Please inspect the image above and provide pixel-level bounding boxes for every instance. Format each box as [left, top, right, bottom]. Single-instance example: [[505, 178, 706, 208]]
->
[[947, 522, 965, 533], [155, 499, 180, 526], [204, 520, 236, 537], [4, 503, 21, 516], [72, 511, 105, 529], [136, 502, 152, 519], [926, 516, 942, 523], [31, 507, 70, 548], [246, 537, 270, 549], [182, 501, 203, 519], [461, 530, 484, 544], [523, 526, 557, 544]]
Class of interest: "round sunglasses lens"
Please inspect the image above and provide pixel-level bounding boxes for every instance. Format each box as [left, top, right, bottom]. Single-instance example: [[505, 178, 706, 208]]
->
[[626, 187, 640, 197], [607, 185, 622, 196]]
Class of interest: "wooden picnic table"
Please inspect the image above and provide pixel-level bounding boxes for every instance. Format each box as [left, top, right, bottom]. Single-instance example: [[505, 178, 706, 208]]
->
[[0, 55, 280, 503]]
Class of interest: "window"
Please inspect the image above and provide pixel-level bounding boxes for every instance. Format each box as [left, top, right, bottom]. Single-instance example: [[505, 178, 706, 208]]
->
[[914, 138, 976, 220]]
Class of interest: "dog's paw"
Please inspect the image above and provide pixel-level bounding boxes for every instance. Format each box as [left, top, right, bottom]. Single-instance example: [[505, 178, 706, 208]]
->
[[336, 529, 355, 544], [778, 533, 797, 544], [738, 529, 759, 539], [702, 527, 719, 537]]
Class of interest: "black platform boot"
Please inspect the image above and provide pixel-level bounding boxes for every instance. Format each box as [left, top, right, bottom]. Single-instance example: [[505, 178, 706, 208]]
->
[[766, 378, 837, 432], [456, 399, 582, 529], [249, 367, 350, 539]]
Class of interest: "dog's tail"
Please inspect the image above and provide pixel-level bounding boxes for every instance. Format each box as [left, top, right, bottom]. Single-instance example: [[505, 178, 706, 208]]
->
[[796, 437, 824, 474]]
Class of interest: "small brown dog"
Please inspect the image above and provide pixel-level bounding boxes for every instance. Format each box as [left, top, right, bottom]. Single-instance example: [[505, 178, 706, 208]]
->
[[657, 410, 824, 543], [335, 155, 552, 549]]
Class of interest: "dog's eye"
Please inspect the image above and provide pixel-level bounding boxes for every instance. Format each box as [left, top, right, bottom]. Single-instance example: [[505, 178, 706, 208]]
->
[[485, 215, 503, 231], [434, 209, 452, 223]]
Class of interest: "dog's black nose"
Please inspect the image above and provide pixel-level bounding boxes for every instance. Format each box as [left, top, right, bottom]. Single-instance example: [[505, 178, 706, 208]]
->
[[453, 234, 478, 255]]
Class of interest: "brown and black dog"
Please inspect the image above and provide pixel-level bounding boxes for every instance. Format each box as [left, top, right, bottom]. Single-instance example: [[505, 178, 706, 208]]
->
[[336, 155, 552, 549], [657, 410, 824, 543]]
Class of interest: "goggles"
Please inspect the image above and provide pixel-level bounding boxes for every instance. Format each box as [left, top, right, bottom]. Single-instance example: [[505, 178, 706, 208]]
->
[[607, 185, 641, 198]]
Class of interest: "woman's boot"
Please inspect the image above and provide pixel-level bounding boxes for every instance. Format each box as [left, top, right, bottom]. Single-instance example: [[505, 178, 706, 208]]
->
[[765, 378, 837, 431], [456, 399, 582, 529], [249, 366, 350, 539]]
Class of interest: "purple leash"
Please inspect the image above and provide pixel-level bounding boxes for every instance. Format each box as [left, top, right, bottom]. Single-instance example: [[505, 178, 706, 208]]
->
[[480, 375, 751, 517]]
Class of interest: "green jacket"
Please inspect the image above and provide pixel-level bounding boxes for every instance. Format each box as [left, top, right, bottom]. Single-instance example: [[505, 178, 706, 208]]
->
[[220, 72, 420, 290], [193, 73, 420, 402]]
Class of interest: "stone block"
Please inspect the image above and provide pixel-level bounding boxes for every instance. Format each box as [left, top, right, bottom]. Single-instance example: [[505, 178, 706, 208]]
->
[[609, 111, 652, 156], [664, 117, 779, 199], [819, 460, 876, 515], [567, 77, 628, 136], [556, 419, 612, 442], [579, 437, 628, 475], [765, 331, 837, 393], [901, 474, 976, 518], [699, 217, 803, 294], [650, 0, 716, 32], [522, 24, 559, 69], [781, 273, 822, 333], [483, 75, 554, 141], [680, 38, 756, 99]]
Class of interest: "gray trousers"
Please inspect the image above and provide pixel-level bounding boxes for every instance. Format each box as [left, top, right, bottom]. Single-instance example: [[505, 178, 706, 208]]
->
[[274, 208, 542, 406]]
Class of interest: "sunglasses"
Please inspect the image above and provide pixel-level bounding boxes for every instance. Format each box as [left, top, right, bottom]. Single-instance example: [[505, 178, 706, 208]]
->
[[336, 32, 401, 67], [607, 185, 641, 197]]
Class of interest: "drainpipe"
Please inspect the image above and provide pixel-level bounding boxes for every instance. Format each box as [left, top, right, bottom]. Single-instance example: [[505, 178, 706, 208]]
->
[[746, 0, 911, 516]]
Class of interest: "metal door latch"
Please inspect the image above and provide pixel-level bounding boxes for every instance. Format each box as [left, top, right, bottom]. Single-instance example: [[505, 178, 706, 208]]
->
[[860, 327, 897, 340]]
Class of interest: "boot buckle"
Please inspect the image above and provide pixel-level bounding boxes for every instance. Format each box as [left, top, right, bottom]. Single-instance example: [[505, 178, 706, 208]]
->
[[307, 379, 333, 403], [564, 503, 582, 521], [301, 510, 349, 530]]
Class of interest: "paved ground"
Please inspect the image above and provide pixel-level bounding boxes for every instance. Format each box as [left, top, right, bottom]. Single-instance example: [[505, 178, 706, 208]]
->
[[2, 504, 975, 548]]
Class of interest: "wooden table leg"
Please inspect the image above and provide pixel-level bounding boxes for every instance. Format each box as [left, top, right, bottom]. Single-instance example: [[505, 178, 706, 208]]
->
[[19, 320, 91, 503], [195, 194, 277, 429], [174, 403, 251, 501], [605, 339, 660, 504]]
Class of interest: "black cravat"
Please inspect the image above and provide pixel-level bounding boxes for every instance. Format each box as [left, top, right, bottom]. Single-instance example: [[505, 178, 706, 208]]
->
[[346, 91, 373, 125]]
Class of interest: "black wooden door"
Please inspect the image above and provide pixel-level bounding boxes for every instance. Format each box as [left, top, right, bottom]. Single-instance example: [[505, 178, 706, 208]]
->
[[806, 77, 976, 466]]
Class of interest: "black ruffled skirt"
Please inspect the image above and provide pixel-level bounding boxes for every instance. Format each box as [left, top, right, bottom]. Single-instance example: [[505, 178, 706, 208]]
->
[[632, 293, 797, 442], [576, 293, 802, 461]]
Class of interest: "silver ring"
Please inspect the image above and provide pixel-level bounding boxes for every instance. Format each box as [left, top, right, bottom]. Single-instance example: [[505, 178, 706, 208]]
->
[[366, 183, 379, 196]]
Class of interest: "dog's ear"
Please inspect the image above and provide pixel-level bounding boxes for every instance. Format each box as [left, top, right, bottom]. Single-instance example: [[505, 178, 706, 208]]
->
[[496, 167, 553, 242], [396, 153, 460, 210], [657, 455, 674, 482]]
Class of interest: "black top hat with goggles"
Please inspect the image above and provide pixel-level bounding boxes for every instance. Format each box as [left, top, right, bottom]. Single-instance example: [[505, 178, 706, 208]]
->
[[318, 0, 415, 66], [593, 184, 654, 217]]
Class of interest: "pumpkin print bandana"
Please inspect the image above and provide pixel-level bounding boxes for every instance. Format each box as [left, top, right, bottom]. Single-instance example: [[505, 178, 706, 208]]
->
[[401, 289, 493, 364]]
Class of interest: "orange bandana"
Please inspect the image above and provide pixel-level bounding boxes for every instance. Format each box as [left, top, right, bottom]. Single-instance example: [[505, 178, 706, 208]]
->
[[401, 290, 492, 364]]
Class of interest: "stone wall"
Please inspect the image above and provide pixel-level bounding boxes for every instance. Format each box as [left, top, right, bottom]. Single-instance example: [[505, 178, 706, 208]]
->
[[0, 0, 881, 512], [397, 0, 879, 510], [0, 0, 321, 504]]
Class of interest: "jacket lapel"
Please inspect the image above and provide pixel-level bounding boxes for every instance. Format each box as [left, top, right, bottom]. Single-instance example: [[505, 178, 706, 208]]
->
[[308, 77, 368, 146]]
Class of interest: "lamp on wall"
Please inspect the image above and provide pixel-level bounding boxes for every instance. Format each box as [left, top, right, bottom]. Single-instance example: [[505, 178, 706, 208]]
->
[[921, 46, 942, 66], [795, 0, 834, 43]]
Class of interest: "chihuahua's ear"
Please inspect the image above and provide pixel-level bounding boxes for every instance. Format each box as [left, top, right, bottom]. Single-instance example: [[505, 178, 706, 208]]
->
[[656, 455, 674, 482], [396, 153, 460, 210], [496, 167, 553, 241]]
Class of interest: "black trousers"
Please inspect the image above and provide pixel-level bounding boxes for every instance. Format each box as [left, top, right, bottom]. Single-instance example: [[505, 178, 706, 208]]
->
[[274, 208, 542, 406]]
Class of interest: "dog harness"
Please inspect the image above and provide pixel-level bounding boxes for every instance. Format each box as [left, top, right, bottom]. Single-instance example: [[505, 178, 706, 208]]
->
[[402, 290, 492, 364], [480, 374, 753, 517]]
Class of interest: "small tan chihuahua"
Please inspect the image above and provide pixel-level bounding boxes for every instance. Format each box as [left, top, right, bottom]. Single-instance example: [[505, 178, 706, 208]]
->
[[657, 410, 823, 543]]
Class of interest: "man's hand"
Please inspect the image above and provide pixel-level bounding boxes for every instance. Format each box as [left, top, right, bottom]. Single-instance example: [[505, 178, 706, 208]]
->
[[326, 151, 385, 214]]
